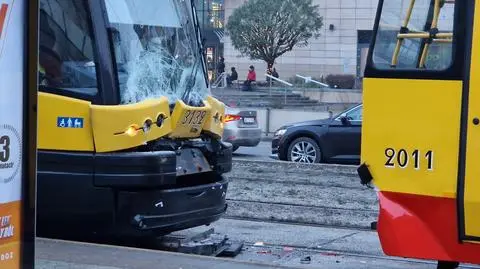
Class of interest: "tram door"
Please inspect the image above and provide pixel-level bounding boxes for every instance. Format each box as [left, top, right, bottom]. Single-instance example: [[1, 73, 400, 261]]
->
[[459, 0, 480, 243]]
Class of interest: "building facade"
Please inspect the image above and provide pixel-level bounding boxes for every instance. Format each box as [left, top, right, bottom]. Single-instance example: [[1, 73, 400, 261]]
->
[[222, 0, 379, 82], [194, 0, 226, 81]]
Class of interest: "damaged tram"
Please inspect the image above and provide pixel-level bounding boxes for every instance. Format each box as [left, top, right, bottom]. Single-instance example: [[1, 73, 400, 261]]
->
[[36, 0, 232, 239]]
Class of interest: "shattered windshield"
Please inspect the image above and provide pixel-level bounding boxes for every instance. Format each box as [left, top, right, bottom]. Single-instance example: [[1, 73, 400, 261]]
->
[[104, 0, 209, 106]]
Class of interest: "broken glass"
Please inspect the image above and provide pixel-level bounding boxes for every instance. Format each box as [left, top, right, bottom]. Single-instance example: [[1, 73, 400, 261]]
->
[[104, 0, 209, 106]]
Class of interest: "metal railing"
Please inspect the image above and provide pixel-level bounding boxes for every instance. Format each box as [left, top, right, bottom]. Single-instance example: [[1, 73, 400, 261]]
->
[[211, 72, 227, 89], [265, 73, 293, 104], [295, 74, 329, 88]]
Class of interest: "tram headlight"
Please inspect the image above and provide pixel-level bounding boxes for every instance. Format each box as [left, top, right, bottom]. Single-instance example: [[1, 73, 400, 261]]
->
[[125, 125, 139, 137]]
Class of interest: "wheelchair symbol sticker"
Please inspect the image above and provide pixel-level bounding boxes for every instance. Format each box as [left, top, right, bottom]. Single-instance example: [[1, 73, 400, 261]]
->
[[57, 117, 84, 129]]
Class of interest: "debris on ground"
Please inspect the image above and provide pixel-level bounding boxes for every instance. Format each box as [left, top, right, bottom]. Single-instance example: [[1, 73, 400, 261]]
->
[[300, 256, 312, 264]]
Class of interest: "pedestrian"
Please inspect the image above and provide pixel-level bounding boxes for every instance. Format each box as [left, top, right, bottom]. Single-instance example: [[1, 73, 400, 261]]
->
[[272, 68, 279, 79], [227, 67, 238, 86], [217, 57, 225, 77], [242, 65, 256, 91]]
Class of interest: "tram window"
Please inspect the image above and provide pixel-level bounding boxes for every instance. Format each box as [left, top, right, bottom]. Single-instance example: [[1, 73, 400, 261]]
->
[[39, 0, 98, 97], [372, 0, 455, 71]]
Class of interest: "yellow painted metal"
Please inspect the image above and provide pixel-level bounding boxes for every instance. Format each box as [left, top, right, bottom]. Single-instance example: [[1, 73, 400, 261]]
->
[[203, 96, 226, 139], [397, 32, 453, 39], [462, 0, 480, 240], [169, 99, 211, 139], [39, 92, 227, 153], [90, 97, 172, 153], [37, 92, 95, 151], [361, 78, 462, 198]]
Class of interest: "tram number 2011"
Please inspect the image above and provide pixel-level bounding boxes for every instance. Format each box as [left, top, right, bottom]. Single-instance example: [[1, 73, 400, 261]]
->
[[385, 148, 434, 171]]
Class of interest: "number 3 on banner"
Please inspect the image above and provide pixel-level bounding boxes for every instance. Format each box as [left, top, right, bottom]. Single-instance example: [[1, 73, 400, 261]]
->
[[0, 135, 10, 162]]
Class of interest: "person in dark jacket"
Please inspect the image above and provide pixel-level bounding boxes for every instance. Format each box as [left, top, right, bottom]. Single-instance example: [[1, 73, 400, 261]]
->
[[217, 57, 225, 76], [227, 67, 238, 86], [272, 68, 279, 79]]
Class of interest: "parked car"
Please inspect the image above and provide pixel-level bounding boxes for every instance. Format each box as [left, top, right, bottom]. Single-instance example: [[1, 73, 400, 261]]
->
[[222, 106, 262, 152], [272, 104, 362, 164]]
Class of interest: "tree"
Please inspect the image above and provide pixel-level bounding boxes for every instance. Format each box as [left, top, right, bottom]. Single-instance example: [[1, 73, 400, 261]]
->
[[226, 0, 323, 68]]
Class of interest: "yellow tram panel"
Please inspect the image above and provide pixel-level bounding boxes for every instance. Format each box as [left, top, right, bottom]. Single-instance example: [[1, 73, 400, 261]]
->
[[362, 78, 462, 198], [203, 96, 226, 139], [38, 92, 95, 152], [90, 97, 172, 153], [169, 99, 212, 139]]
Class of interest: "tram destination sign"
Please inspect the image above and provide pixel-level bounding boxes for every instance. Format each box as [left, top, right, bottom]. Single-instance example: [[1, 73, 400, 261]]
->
[[0, 0, 37, 268]]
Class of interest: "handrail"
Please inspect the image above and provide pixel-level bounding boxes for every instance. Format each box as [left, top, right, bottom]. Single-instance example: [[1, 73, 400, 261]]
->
[[296, 74, 329, 87], [265, 73, 293, 103], [265, 74, 293, 87], [211, 72, 227, 88]]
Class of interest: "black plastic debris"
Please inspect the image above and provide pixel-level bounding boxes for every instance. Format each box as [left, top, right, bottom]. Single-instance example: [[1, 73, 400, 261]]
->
[[301, 256, 312, 264]]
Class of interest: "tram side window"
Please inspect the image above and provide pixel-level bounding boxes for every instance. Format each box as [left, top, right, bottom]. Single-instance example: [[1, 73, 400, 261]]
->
[[372, 0, 455, 71], [39, 0, 98, 96]]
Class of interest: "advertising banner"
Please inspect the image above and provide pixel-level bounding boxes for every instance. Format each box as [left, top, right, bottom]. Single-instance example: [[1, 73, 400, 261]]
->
[[0, 0, 36, 268]]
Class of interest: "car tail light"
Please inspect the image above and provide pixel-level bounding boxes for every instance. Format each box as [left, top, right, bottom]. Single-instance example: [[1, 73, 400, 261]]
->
[[224, 114, 241, 123]]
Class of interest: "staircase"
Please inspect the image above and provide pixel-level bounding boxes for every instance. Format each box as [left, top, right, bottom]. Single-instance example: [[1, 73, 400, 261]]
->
[[211, 87, 351, 112]]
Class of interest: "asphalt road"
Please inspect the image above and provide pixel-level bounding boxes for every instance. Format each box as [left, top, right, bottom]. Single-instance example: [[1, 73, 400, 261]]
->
[[233, 141, 278, 161]]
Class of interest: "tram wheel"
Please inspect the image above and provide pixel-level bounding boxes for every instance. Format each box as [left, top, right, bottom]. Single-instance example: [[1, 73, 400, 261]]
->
[[437, 261, 460, 269]]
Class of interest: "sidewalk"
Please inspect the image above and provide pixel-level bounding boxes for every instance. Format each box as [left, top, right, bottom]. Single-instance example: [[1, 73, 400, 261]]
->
[[36, 238, 288, 269], [36, 218, 480, 269]]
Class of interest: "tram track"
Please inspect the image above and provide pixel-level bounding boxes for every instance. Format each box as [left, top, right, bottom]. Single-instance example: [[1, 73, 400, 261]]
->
[[226, 198, 377, 213], [223, 215, 373, 232], [224, 166, 378, 229]]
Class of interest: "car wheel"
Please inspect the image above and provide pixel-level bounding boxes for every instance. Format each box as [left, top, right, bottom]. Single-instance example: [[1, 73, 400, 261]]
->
[[287, 137, 321, 164], [232, 145, 239, 152]]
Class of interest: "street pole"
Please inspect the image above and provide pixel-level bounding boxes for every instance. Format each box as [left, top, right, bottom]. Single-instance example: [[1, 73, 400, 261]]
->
[[0, 0, 38, 268]]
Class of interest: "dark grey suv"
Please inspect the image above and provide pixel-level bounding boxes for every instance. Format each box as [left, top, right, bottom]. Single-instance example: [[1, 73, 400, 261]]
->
[[272, 104, 362, 164]]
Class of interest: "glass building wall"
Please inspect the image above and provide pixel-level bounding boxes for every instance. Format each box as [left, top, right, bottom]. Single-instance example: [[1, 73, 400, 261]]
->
[[195, 0, 224, 30], [194, 0, 225, 83]]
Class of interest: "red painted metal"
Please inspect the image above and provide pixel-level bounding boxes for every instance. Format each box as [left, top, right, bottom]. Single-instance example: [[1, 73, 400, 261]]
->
[[376, 191, 480, 265]]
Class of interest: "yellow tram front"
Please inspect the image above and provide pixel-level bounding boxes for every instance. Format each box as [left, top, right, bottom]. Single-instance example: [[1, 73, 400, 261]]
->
[[359, 0, 480, 267], [36, 0, 232, 240]]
